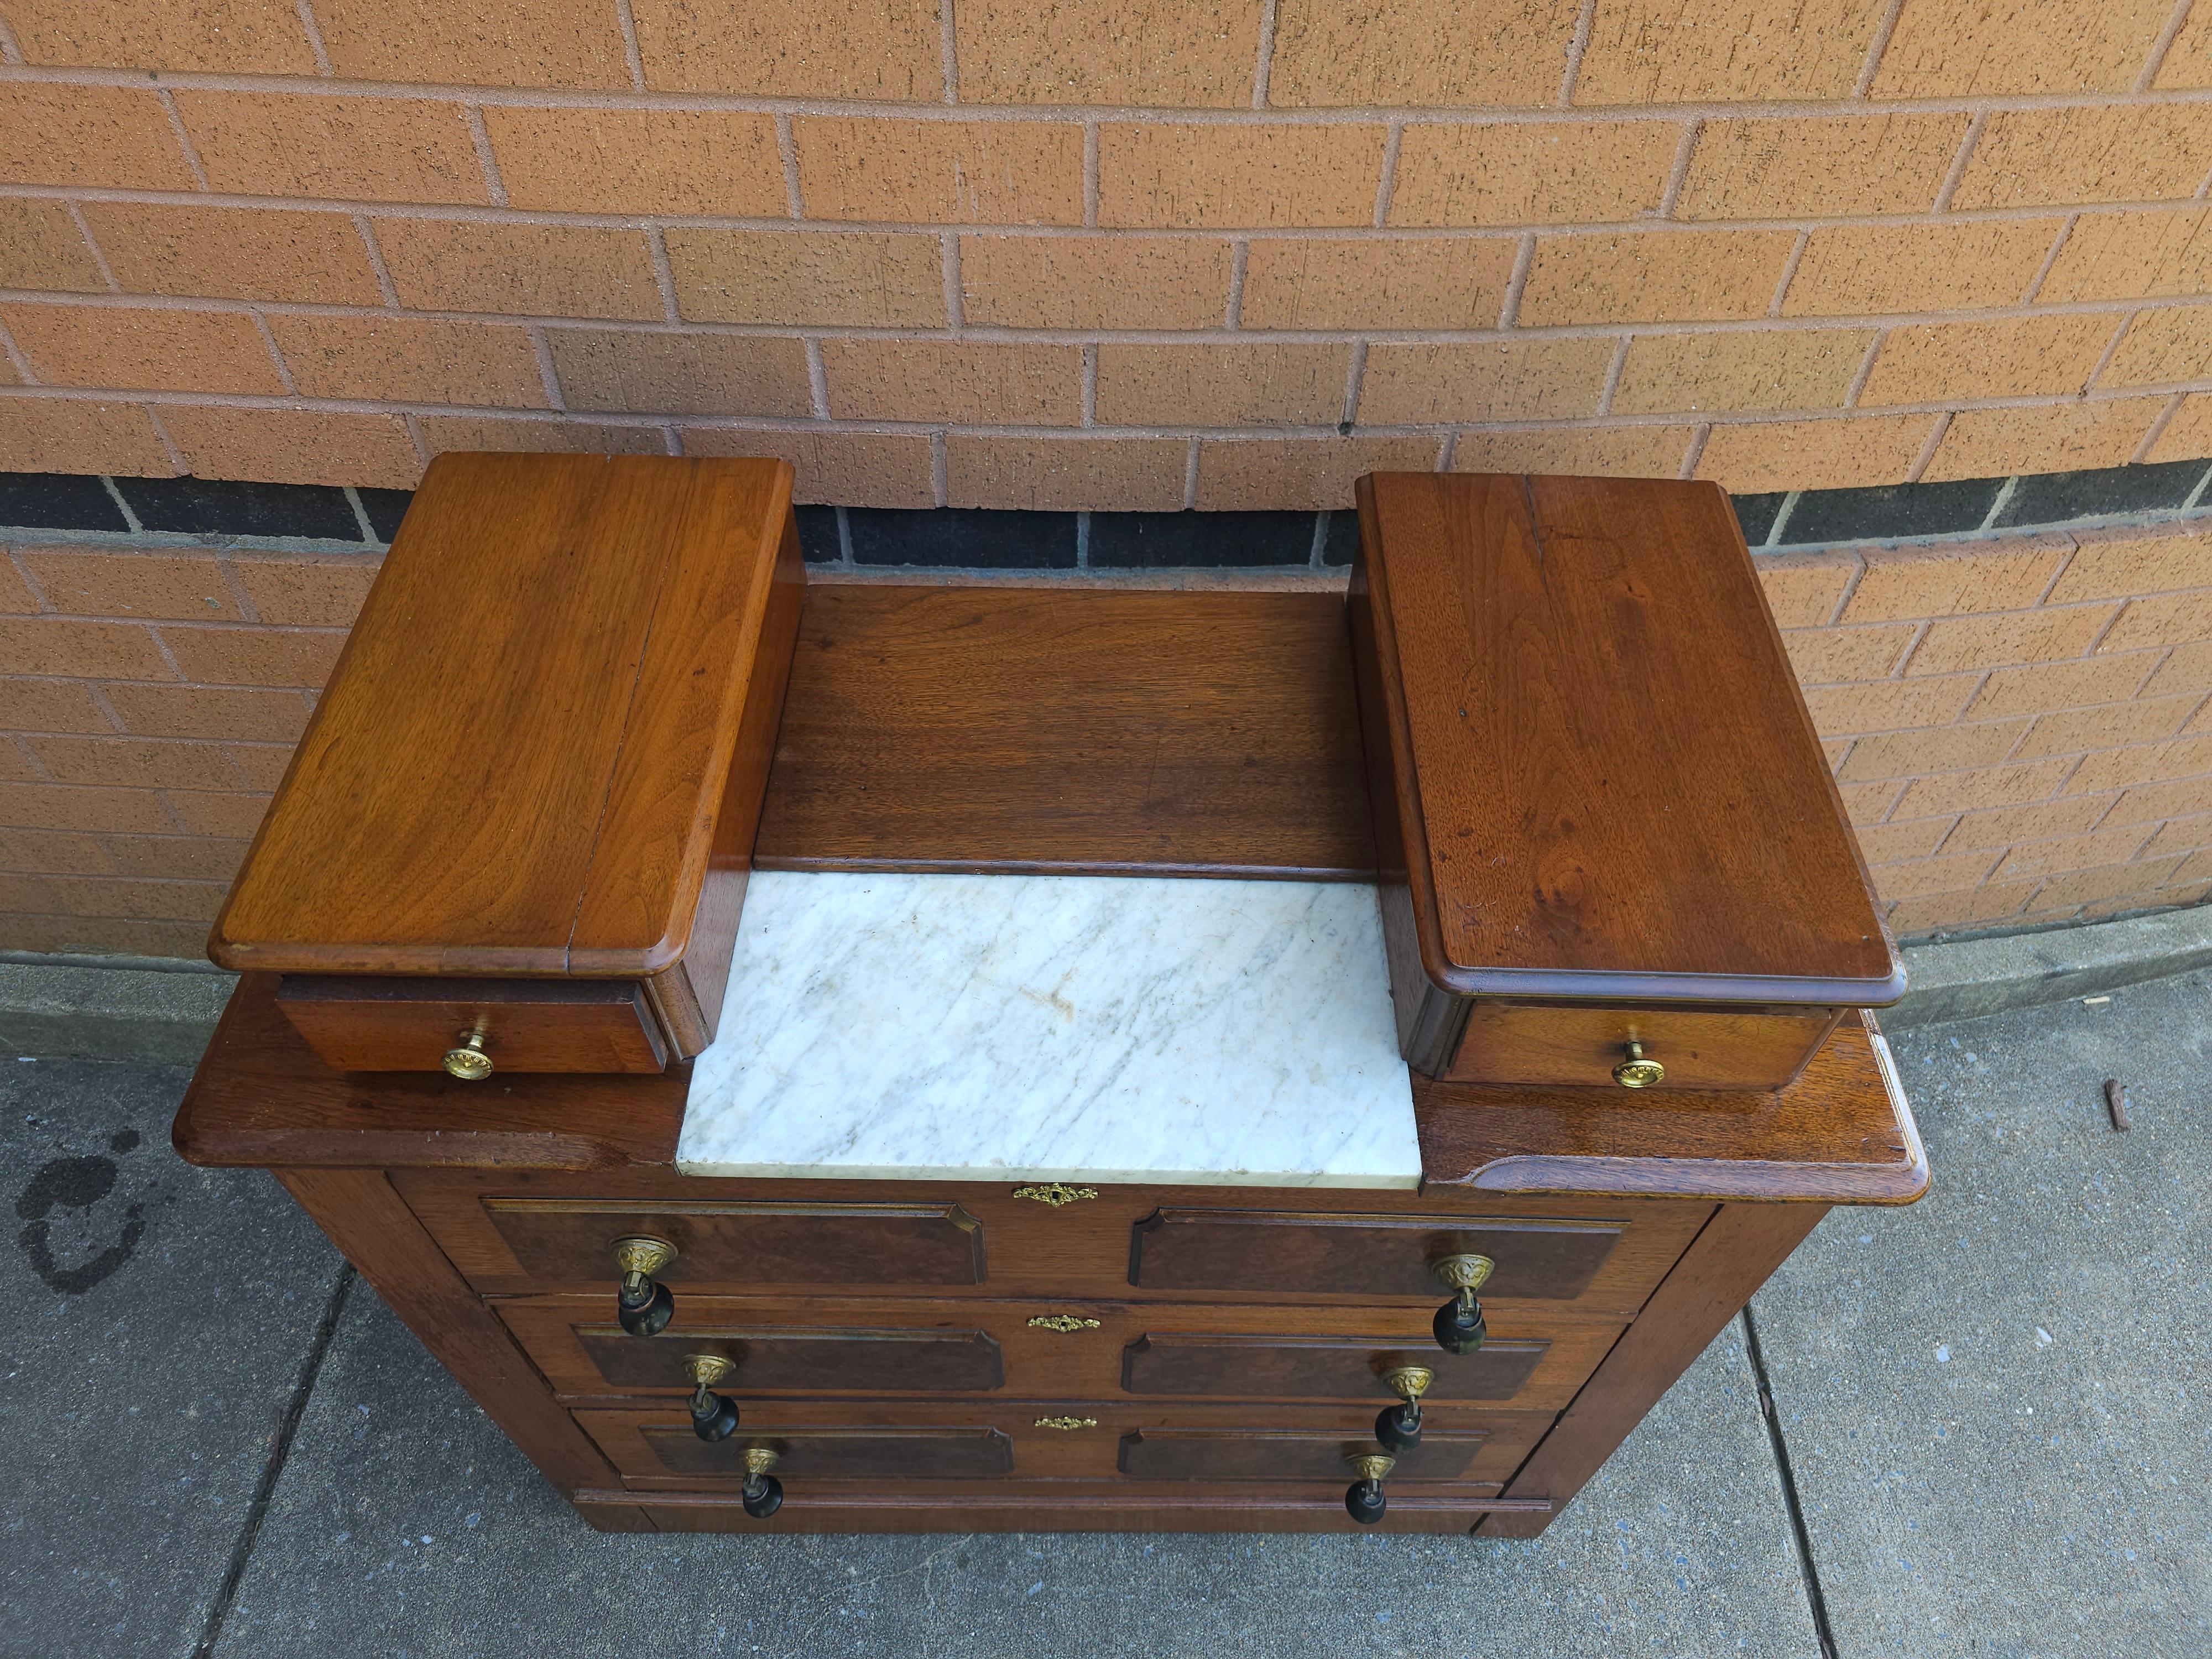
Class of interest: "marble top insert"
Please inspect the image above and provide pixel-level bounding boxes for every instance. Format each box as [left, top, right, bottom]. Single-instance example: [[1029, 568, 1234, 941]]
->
[[679, 872, 1421, 1188]]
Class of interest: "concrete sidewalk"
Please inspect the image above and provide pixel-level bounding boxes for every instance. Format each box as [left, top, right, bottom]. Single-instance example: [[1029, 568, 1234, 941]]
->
[[2, 975, 2206, 1657]]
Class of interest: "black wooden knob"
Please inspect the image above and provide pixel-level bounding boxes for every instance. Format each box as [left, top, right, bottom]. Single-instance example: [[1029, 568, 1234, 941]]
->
[[687, 1355, 739, 1442], [1433, 1293, 1486, 1355], [612, 1237, 677, 1337], [1343, 1453, 1393, 1525], [741, 1448, 784, 1519], [1375, 1401, 1422, 1453]]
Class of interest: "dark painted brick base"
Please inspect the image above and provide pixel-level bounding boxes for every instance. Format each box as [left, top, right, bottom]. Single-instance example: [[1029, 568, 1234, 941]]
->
[[0, 457, 2207, 568]]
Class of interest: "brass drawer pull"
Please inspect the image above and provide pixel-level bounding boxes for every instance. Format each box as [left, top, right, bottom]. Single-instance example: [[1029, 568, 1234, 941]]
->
[[442, 1026, 493, 1081], [1013, 1183, 1098, 1207], [686, 1353, 739, 1443], [1431, 1252, 1494, 1355], [1375, 1364, 1432, 1452], [1034, 1416, 1098, 1431], [739, 1446, 783, 1519], [1027, 1314, 1102, 1333], [612, 1235, 676, 1337], [1344, 1452, 1395, 1525], [1613, 1039, 1665, 1088]]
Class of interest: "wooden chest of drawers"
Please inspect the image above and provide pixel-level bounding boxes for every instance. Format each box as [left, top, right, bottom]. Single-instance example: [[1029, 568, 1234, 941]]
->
[[174, 580, 1925, 1536]]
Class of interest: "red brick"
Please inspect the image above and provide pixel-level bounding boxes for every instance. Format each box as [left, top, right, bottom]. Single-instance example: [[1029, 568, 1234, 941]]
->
[[0, 912, 211, 957], [18, 550, 246, 622], [0, 401, 173, 477], [1892, 760, 2072, 816], [546, 332, 815, 418], [1903, 606, 2117, 675], [2, 304, 287, 396], [223, 743, 294, 790], [1942, 796, 2116, 851], [163, 791, 270, 838], [97, 834, 251, 882], [159, 408, 424, 491], [1837, 720, 2029, 782], [0, 680, 117, 734], [0, 619, 172, 681], [0, 828, 112, 876], [269, 315, 552, 408], [226, 555, 381, 629], [24, 734, 243, 790], [101, 684, 312, 742], [0, 782, 178, 833], [1782, 624, 1918, 686], [1872, 849, 2005, 899], [0, 86, 197, 191], [1991, 826, 2157, 884], [156, 628, 345, 690]]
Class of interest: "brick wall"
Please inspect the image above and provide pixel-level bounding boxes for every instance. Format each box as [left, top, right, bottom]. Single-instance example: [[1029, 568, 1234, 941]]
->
[[1, 1, 2210, 504], [6, 513, 2212, 960]]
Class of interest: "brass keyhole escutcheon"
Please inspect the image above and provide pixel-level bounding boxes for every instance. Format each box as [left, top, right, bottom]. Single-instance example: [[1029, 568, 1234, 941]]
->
[[1012, 1183, 1098, 1207], [1027, 1314, 1102, 1333], [1034, 1416, 1098, 1431], [444, 1027, 493, 1081], [1613, 1039, 1665, 1089]]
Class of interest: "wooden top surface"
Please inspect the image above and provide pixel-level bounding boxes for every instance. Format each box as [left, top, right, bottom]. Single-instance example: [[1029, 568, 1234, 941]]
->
[[1359, 473, 1901, 1005], [173, 975, 1923, 1203], [752, 584, 1373, 880], [210, 453, 795, 979]]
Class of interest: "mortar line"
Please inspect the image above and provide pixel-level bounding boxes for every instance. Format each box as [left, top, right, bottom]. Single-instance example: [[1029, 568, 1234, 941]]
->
[[938, 0, 958, 104], [95, 475, 143, 531], [1074, 508, 1089, 567], [1843, 330, 1886, 406], [930, 429, 948, 505], [1557, 0, 1598, 106], [1853, 0, 1907, 98], [190, 1265, 355, 1659], [805, 338, 830, 418], [1083, 123, 1100, 228], [1765, 489, 1801, 546], [14, 281, 2212, 339], [775, 113, 804, 217], [249, 310, 299, 393], [1225, 240, 1249, 328], [942, 231, 964, 331], [0, 9, 21, 63], [155, 90, 213, 191], [1678, 422, 1709, 480], [2022, 213, 2078, 304], [834, 503, 855, 565], [0, 312, 36, 383], [612, 0, 648, 93], [530, 326, 565, 408], [2138, 0, 2197, 94], [351, 215, 403, 307], [661, 421, 681, 454], [2133, 392, 2187, 464], [1372, 121, 1403, 227], [2183, 461, 2212, 511], [1251, 0, 1280, 109], [1740, 1305, 1840, 1659], [15, 64, 2211, 121], [66, 203, 123, 292], [466, 107, 509, 205], [645, 225, 681, 324], [1499, 233, 1536, 328], [1081, 343, 1099, 424], [399, 411, 429, 469], [1932, 111, 1988, 213], [1308, 511, 1329, 566], [1768, 230, 1811, 316], [1594, 336, 1629, 415], [144, 406, 189, 473], [1341, 341, 1368, 427], [293, 0, 333, 76], [1657, 121, 1701, 218], [2082, 309, 2136, 393], [342, 484, 377, 540], [1976, 475, 2019, 530], [7, 179, 2211, 239], [1182, 436, 1200, 509], [1436, 429, 1457, 469], [1907, 409, 1952, 481]]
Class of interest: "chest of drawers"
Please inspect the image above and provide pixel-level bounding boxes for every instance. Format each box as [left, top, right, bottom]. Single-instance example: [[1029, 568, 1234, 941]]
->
[[174, 579, 1924, 1536]]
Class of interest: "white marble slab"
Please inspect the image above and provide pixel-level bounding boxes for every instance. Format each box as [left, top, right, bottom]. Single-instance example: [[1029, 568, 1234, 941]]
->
[[679, 872, 1420, 1188]]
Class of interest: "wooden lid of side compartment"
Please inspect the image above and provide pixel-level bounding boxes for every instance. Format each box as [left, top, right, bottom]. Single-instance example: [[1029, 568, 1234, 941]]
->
[[1353, 472, 1902, 1006], [210, 452, 797, 979]]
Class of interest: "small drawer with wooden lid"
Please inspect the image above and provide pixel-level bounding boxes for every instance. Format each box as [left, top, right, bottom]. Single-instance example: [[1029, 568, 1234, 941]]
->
[[207, 452, 806, 1078], [1347, 471, 1903, 1088]]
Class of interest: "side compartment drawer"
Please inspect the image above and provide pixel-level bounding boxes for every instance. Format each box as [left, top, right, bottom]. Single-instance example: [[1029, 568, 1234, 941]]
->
[[483, 1199, 987, 1287], [1447, 999, 1843, 1091], [276, 975, 669, 1075]]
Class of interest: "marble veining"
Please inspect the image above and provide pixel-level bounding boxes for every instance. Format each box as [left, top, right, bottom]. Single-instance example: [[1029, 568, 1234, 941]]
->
[[679, 872, 1420, 1187]]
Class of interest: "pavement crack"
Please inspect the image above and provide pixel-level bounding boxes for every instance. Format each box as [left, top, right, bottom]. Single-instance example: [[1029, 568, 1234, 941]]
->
[[191, 1262, 355, 1659], [1741, 1304, 1840, 1659]]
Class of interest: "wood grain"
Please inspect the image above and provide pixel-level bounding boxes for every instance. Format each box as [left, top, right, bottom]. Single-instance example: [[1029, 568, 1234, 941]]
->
[[624, 1489, 1547, 1533], [1417, 1013, 1931, 1204], [211, 453, 799, 991], [1444, 999, 1843, 1091], [275, 974, 667, 1075], [750, 585, 1374, 879], [1352, 472, 1901, 1005], [1473, 1202, 1827, 1538]]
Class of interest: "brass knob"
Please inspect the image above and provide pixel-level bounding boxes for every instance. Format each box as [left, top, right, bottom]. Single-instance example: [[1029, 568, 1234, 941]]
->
[[1613, 1039, 1665, 1089], [442, 1028, 493, 1081]]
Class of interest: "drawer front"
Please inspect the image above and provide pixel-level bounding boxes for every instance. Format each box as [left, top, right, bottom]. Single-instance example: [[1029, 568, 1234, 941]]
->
[[276, 974, 667, 1075], [1117, 1427, 1486, 1481], [484, 1199, 987, 1287], [1446, 1000, 1842, 1091], [575, 1400, 1551, 1490], [501, 1294, 1621, 1411], [1130, 1209, 1626, 1300]]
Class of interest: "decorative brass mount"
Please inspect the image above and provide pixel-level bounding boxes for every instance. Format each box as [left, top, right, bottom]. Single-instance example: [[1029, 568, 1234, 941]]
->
[[1344, 1452, 1396, 1483], [611, 1236, 677, 1279], [1034, 1416, 1098, 1431], [1012, 1183, 1099, 1207], [742, 1446, 780, 1478], [1027, 1314, 1103, 1333], [685, 1353, 734, 1387], [1431, 1254, 1495, 1295], [1380, 1364, 1433, 1404]]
